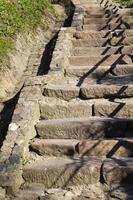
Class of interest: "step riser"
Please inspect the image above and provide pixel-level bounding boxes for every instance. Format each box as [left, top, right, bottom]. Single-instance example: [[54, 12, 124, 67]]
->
[[31, 139, 133, 158], [69, 56, 132, 66], [109, 23, 133, 30], [65, 65, 133, 78], [81, 85, 133, 99], [31, 139, 79, 157], [78, 139, 133, 157], [74, 30, 133, 39], [111, 37, 133, 46], [40, 98, 92, 120], [103, 158, 133, 185], [94, 101, 133, 118], [43, 87, 80, 101], [84, 18, 108, 25], [36, 118, 133, 139], [83, 24, 109, 31], [72, 47, 133, 56], [84, 17, 133, 25], [23, 158, 102, 188], [73, 38, 133, 47], [43, 84, 133, 100], [72, 39, 106, 47]]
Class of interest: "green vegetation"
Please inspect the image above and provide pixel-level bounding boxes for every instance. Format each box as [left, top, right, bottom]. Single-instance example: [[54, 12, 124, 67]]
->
[[0, 0, 55, 58], [116, 0, 133, 7]]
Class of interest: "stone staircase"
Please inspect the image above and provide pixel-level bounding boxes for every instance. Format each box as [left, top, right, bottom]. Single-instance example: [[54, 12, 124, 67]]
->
[[11, 0, 133, 199]]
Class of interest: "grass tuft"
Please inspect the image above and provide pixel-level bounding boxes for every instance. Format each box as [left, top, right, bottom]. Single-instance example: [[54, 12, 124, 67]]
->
[[0, 0, 55, 58], [116, 0, 133, 8]]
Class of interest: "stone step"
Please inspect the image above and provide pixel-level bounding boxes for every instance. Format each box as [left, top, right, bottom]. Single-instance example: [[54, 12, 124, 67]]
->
[[80, 0, 99, 3], [102, 157, 133, 185], [72, 46, 105, 56], [85, 8, 105, 15], [119, 8, 133, 16], [94, 98, 133, 118], [111, 37, 133, 46], [109, 185, 133, 199], [84, 16, 133, 25], [109, 22, 133, 30], [81, 77, 133, 99], [31, 138, 133, 158], [43, 76, 133, 100], [72, 46, 133, 56], [31, 138, 79, 156], [65, 65, 133, 78], [69, 55, 132, 66], [84, 17, 108, 25], [113, 64, 133, 76], [83, 24, 110, 31], [13, 183, 45, 200], [43, 84, 80, 101], [73, 37, 133, 47], [74, 30, 133, 39], [72, 38, 107, 47], [23, 157, 102, 188], [39, 97, 92, 119], [78, 138, 133, 157], [36, 117, 133, 139], [84, 13, 107, 18]]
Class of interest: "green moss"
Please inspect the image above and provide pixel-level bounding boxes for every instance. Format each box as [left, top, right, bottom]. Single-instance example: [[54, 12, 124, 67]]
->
[[0, 0, 55, 58], [116, 0, 133, 7]]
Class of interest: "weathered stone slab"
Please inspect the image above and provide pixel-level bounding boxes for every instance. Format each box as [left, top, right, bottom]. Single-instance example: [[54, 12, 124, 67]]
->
[[23, 157, 102, 188], [31, 139, 79, 156], [83, 24, 109, 31], [84, 18, 107, 24], [94, 98, 133, 118], [72, 46, 133, 56], [103, 158, 133, 185], [65, 64, 133, 78], [113, 65, 133, 76], [78, 139, 133, 157], [111, 37, 133, 46], [36, 117, 129, 139], [69, 55, 132, 66], [72, 46, 122, 56], [81, 84, 133, 99], [43, 85, 79, 101], [13, 183, 45, 200], [74, 30, 133, 39], [19, 86, 42, 101], [85, 13, 105, 18], [119, 8, 133, 16], [72, 38, 106, 47], [40, 97, 92, 119], [109, 22, 133, 30], [109, 186, 133, 200], [13, 191, 40, 200], [65, 65, 112, 78], [84, 16, 133, 25], [74, 30, 109, 39], [123, 30, 133, 37], [85, 9, 105, 16]]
